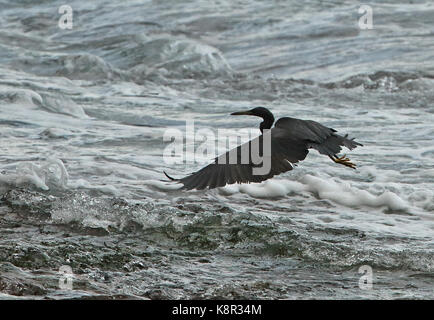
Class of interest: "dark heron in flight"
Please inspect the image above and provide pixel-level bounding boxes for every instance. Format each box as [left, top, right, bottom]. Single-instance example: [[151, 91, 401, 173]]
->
[[164, 107, 362, 190]]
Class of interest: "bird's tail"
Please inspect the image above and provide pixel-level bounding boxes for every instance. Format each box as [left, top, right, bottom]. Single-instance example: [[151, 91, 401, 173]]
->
[[308, 134, 362, 156], [340, 134, 363, 150]]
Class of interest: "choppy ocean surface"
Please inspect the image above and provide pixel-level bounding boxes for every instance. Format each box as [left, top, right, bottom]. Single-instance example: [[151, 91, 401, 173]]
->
[[0, 0, 433, 299]]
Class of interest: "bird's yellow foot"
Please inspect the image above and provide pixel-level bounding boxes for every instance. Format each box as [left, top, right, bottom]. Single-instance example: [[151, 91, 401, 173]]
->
[[329, 154, 357, 169]]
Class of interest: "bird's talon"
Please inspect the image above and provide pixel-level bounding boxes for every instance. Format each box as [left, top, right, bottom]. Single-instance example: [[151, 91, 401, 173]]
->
[[332, 155, 357, 169]]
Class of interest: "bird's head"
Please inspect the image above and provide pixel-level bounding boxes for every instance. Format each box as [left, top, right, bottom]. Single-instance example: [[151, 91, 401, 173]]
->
[[231, 107, 275, 132]]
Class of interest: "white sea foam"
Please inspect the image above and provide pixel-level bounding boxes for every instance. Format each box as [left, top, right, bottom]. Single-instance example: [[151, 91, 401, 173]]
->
[[0, 158, 68, 193], [0, 87, 43, 108], [145, 179, 184, 191], [221, 174, 410, 212], [128, 36, 233, 79], [68, 179, 120, 196], [41, 93, 88, 119]]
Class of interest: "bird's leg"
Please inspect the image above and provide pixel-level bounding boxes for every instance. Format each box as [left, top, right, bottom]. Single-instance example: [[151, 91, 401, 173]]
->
[[329, 154, 357, 169]]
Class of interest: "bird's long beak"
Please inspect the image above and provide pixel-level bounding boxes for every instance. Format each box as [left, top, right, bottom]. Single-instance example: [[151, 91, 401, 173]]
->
[[230, 110, 254, 116]]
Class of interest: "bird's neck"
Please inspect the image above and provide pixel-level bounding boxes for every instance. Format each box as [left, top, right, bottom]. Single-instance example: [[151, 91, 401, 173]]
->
[[260, 118, 274, 133]]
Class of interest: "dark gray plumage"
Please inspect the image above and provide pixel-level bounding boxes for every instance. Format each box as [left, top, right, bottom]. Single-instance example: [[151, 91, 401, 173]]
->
[[165, 107, 362, 190]]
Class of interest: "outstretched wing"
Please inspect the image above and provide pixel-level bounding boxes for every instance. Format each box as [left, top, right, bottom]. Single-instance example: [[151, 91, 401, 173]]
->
[[166, 117, 362, 190], [166, 126, 308, 190]]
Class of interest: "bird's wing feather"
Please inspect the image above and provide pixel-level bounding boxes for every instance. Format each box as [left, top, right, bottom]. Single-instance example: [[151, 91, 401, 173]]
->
[[275, 117, 362, 157], [176, 127, 308, 190]]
